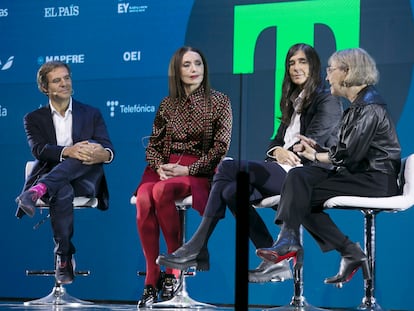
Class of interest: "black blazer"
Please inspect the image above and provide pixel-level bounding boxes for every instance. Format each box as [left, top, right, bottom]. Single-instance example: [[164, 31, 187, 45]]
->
[[266, 90, 343, 164]]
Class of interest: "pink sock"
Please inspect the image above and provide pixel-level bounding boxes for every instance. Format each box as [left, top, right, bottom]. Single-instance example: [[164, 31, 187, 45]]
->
[[30, 183, 47, 198]]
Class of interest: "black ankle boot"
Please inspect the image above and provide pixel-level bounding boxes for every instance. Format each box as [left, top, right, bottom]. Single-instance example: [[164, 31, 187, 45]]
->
[[157, 216, 218, 271], [325, 242, 371, 285], [256, 224, 303, 269], [248, 259, 293, 283], [157, 244, 210, 271], [137, 285, 158, 308], [55, 254, 75, 285], [160, 273, 182, 301]]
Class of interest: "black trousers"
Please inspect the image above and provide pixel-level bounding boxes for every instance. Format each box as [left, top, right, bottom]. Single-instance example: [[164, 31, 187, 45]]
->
[[276, 166, 399, 252], [203, 159, 287, 249], [39, 158, 104, 256]]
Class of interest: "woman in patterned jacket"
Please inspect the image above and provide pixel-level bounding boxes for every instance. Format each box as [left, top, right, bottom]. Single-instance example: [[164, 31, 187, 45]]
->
[[134, 46, 232, 308]]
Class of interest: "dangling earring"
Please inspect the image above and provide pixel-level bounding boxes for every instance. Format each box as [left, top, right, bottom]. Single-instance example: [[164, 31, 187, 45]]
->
[[71, 89, 75, 95]]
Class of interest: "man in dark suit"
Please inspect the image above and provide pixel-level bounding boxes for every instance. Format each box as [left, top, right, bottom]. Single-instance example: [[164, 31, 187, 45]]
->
[[16, 61, 114, 285]]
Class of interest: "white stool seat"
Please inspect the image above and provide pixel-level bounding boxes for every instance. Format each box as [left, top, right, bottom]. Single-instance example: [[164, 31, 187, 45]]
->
[[130, 194, 192, 208], [25, 161, 98, 209], [324, 154, 414, 211], [323, 154, 414, 310], [253, 195, 280, 208]]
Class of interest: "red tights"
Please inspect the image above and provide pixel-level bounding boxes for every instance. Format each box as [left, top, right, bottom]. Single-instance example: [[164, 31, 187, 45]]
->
[[136, 176, 192, 287]]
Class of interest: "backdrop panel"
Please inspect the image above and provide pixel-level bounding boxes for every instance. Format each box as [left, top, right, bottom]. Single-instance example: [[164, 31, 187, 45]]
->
[[0, 0, 413, 309]]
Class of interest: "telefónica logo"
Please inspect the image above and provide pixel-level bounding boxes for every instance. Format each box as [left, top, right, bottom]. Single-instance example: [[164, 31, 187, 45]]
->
[[107, 100, 119, 117], [106, 99, 156, 117], [0, 56, 14, 70]]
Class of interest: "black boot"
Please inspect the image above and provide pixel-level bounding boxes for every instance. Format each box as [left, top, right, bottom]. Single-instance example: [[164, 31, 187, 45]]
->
[[325, 242, 371, 285], [137, 285, 158, 308], [160, 273, 182, 301], [248, 259, 293, 283], [157, 216, 219, 271], [256, 224, 303, 270], [55, 254, 75, 285]]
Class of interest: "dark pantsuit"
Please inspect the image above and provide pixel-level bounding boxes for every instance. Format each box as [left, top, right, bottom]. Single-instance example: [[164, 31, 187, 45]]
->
[[203, 159, 287, 248], [40, 158, 104, 255], [276, 166, 399, 253]]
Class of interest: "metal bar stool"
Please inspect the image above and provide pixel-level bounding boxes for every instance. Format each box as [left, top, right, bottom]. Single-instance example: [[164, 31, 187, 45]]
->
[[131, 195, 215, 308], [324, 154, 414, 311], [254, 195, 328, 311], [22, 161, 97, 306]]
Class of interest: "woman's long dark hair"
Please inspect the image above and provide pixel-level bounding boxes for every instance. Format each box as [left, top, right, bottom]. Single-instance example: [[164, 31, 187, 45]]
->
[[280, 43, 322, 125], [168, 46, 211, 103]]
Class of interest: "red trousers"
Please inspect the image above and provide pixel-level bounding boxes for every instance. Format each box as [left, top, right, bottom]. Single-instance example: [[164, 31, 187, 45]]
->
[[135, 154, 209, 286]]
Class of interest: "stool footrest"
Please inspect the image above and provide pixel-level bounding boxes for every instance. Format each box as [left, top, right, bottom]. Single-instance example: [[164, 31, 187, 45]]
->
[[137, 271, 195, 277], [26, 270, 90, 276]]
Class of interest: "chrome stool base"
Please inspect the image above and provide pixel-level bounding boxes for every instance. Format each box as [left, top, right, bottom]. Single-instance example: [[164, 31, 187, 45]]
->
[[152, 284, 215, 309], [263, 301, 328, 311], [355, 296, 384, 311], [24, 284, 93, 306]]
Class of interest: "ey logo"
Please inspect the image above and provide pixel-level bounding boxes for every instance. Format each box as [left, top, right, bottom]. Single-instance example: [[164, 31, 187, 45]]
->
[[233, 0, 360, 137]]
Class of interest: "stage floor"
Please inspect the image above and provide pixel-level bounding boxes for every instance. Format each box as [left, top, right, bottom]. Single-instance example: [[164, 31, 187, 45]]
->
[[0, 300, 275, 311]]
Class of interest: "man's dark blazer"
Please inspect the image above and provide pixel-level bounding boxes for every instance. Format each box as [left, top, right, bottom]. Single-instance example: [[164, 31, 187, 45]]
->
[[19, 99, 114, 214]]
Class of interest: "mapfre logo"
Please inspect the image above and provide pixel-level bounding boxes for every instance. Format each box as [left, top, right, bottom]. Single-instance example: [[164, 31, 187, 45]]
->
[[44, 5, 79, 18], [0, 56, 14, 70], [0, 8, 8, 17], [37, 54, 85, 65]]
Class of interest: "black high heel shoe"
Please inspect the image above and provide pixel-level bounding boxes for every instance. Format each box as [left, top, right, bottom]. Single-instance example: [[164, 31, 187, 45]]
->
[[256, 225, 303, 270], [157, 246, 210, 271], [325, 242, 371, 286]]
